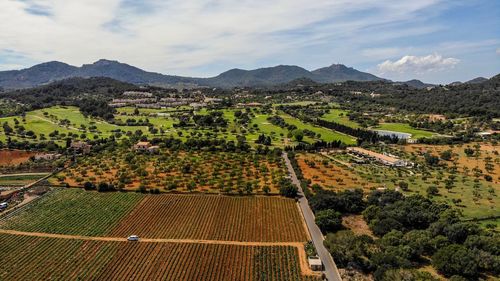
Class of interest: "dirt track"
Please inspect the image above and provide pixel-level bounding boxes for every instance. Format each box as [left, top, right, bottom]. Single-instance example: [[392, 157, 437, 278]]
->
[[0, 228, 316, 276]]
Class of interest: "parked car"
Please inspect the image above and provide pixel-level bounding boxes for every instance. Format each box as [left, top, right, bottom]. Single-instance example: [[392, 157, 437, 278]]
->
[[0, 202, 8, 210], [127, 235, 140, 241]]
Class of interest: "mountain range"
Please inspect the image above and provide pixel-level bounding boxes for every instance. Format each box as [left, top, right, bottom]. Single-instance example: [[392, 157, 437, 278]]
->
[[0, 59, 489, 90], [0, 59, 384, 89]]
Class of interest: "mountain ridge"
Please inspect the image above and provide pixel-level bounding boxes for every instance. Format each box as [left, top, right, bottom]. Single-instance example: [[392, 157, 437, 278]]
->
[[0, 59, 384, 89]]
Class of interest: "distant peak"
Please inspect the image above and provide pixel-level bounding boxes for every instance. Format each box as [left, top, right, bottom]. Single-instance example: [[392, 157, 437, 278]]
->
[[92, 59, 121, 66]]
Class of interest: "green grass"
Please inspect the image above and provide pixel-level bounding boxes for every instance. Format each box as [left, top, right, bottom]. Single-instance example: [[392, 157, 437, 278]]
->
[[0, 188, 144, 236], [374, 123, 435, 139], [281, 113, 356, 144], [0, 174, 48, 185], [321, 109, 360, 128], [1, 106, 356, 147]]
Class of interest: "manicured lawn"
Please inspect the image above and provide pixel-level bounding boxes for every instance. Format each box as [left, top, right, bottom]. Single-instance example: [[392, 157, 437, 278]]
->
[[281, 113, 356, 145], [321, 109, 360, 128], [375, 123, 435, 139]]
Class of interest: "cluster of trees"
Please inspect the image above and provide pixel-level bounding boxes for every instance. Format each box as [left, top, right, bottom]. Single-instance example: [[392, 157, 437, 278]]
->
[[193, 111, 227, 127], [78, 99, 116, 120], [0, 77, 138, 117], [0, 138, 61, 151], [255, 134, 272, 145], [314, 188, 500, 280], [284, 140, 345, 152], [234, 109, 252, 124]]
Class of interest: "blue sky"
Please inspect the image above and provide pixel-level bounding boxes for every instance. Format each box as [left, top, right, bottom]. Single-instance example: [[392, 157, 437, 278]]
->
[[0, 0, 498, 83]]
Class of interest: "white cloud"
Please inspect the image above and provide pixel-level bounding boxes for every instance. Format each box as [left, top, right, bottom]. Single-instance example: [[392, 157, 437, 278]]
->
[[377, 54, 459, 74], [0, 0, 448, 76], [497, 48, 500, 55]]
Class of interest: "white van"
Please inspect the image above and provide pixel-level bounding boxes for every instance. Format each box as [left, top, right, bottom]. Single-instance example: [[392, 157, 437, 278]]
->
[[127, 235, 140, 241]]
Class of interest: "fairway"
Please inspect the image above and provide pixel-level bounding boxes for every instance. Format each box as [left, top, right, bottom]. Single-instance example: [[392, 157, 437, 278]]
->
[[281, 113, 356, 144], [321, 109, 360, 128], [374, 123, 435, 139]]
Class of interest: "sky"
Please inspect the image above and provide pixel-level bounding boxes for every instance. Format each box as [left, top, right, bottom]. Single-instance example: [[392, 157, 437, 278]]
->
[[0, 0, 498, 84]]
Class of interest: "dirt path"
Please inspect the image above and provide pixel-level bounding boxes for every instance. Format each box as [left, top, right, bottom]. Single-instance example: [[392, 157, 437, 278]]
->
[[0, 172, 49, 177], [0, 228, 317, 276]]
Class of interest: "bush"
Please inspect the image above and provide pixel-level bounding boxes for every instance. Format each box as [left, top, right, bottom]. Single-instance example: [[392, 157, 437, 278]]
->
[[315, 209, 342, 233], [432, 244, 479, 278], [279, 179, 298, 198], [83, 181, 95, 190]]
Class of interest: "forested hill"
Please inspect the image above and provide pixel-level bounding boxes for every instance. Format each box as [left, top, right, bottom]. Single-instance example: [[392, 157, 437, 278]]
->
[[292, 74, 499, 117], [0, 77, 138, 110], [374, 74, 500, 117]]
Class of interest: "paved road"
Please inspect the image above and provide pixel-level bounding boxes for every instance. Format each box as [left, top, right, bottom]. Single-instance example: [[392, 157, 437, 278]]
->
[[283, 152, 342, 281]]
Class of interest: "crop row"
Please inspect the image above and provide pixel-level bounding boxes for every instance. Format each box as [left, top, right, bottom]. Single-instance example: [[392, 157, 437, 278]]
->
[[0, 189, 143, 236], [111, 194, 309, 242], [0, 233, 320, 281]]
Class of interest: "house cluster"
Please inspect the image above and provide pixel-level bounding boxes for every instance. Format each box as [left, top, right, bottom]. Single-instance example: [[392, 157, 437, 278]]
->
[[347, 147, 412, 167], [133, 141, 159, 153], [34, 153, 61, 161], [109, 91, 203, 109], [123, 91, 154, 98], [236, 102, 263, 108], [109, 98, 157, 108]]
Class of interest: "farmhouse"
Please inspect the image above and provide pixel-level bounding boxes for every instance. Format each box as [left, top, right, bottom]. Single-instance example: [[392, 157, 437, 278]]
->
[[308, 256, 323, 271], [347, 147, 409, 167], [133, 141, 159, 153], [70, 141, 92, 154]]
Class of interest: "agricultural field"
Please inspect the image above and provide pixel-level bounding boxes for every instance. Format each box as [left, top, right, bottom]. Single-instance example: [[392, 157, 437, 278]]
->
[[110, 194, 308, 242], [296, 153, 375, 192], [0, 189, 309, 242], [374, 122, 436, 139], [0, 189, 144, 236], [53, 148, 288, 194], [400, 142, 500, 184], [0, 233, 320, 281], [320, 146, 500, 220]]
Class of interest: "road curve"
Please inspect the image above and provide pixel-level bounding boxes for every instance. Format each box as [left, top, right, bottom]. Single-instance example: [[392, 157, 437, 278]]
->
[[283, 152, 343, 281]]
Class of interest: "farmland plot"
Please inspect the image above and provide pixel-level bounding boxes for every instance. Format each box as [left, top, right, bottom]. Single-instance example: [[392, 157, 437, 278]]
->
[[0, 233, 320, 281], [56, 148, 287, 194], [0, 189, 143, 236], [111, 194, 309, 242]]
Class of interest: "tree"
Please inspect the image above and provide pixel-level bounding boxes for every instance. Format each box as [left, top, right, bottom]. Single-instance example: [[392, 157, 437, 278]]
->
[[279, 179, 298, 198], [424, 153, 440, 166], [83, 181, 95, 190], [398, 181, 409, 191], [293, 130, 304, 142], [315, 209, 342, 233], [464, 148, 475, 157], [262, 185, 271, 195], [440, 150, 453, 161], [432, 244, 479, 278], [426, 185, 439, 196]]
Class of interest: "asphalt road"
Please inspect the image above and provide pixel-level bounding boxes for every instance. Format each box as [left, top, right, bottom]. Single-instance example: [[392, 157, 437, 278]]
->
[[283, 152, 342, 281]]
